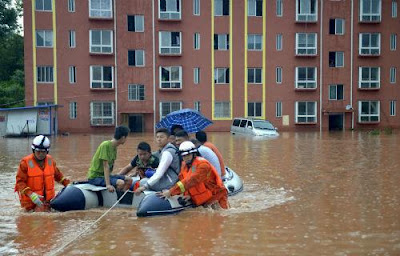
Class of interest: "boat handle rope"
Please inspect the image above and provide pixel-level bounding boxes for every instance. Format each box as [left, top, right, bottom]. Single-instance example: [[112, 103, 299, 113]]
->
[[48, 189, 131, 256]]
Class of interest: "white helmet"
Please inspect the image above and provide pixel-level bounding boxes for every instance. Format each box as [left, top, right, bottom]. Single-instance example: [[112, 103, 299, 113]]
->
[[179, 141, 198, 156], [31, 135, 51, 151]]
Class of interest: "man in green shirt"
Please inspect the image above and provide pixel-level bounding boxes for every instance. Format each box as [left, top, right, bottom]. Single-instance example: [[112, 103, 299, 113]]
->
[[87, 126, 132, 192]]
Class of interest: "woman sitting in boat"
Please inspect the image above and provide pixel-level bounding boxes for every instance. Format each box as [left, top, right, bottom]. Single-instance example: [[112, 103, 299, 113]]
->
[[158, 141, 229, 209]]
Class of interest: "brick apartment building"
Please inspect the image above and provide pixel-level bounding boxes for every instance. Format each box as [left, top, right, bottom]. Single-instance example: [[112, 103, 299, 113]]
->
[[23, 0, 400, 133]]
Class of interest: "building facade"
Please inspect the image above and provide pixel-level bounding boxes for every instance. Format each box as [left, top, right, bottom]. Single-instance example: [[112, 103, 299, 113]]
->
[[24, 0, 400, 133]]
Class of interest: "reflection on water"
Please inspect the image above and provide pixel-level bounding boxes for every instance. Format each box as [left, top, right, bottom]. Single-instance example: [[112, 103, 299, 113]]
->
[[0, 131, 400, 255]]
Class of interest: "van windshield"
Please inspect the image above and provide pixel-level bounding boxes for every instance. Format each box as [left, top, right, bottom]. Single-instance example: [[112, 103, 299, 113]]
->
[[253, 121, 275, 130]]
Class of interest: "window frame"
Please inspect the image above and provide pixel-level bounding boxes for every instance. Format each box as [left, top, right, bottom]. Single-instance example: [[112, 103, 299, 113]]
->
[[359, 0, 381, 22], [390, 67, 397, 84], [193, 0, 200, 15], [276, 34, 282, 51], [393, 0, 398, 18], [359, 67, 380, 89], [194, 33, 200, 50], [390, 100, 396, 116], [36, 30, 53, 47], [69, 66, 77, 84], [128, 50, 145, 67], [296, 33, 317, 55], [214, 101, 231, 118], [276, 101, 282, 117], [68, 0, 75, 12], [89, 30, 113, 54], [159, 0, 182, 20], [329, 84, 344, 100], [159, 31, 182, 55], [276, 67, 282, 84], [390, 34, 397, 51], [90, 101, 115, 126], [127, 15, 144, 32], [69, 30, 76, 48], [128, 84, 145, 101], [160, 101, 182, 120], [194, 101, 201, 111], [214, 0, 230, 16], [214, 34, 229, 50], [69, 102, 77, 119], [276, 0, 283, 17], [296, 0, 318, 22], [248, 68, 262, 84], [214, 68, 230, 84], [37, 66, 54, 83], [359, 33, 381, 55], [329, 51, 344, 68], [358, 100, 380, 123], [35, 0, 52, 11], [89, 0, 113, 18], [194, 67, 200, 84], [90, 66, 114, 89], [329, 18, 345, 35], [295, 101, 317, 123], [248, 34, 262, 51], [160, 66, 182, 89], [248, 102, 262, 117], [248, 0, 263, 17], [295, 67, 317, 89]]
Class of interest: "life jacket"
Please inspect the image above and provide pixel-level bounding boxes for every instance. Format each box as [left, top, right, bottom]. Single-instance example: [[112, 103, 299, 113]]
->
[[17, 154, 56, 209], [180, 157, 225, 206]]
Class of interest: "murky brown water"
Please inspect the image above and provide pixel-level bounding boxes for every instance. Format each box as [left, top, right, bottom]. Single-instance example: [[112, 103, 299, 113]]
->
[[1, 131, 400, 255]]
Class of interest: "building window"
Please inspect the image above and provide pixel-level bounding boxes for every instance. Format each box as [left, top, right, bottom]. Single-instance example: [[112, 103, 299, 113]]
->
[[276, 102, 282, 117], [194, 68, 200, 84], [90, 30, 113, 54], [296, 101, 317, 123], [160, 102, 182, 119], [214, 102, 230, 118], [36, 0, 52, 11], [69, 102, 77, 119], [36, 30, 53, 47], [248, 34, 262, 50], [159, 31, 181, 54], [359, 67, 380, 89], [248, 102, 262, 117], [194, 101, 201, 111], [329, 84, 344, 100], [329, 18, 344, 35], [214, 34, 229, 50], [69, 30, 76, 48], [90, 102, 115, 126], [214, 68, 229, 84], [358, 101, 380, 122], [89, 0, 112, 18], [276, 0, 283, 16], [128, 50, 145, 67], [276, 67, 282, 84], [329, 52, 344, 67], [296, 33, 317, 55], [360, 0, 381, 22], [37, 66, 53, 83], [127, 15, 144, 32], [390, 67, 397, 84], [248, 0, 263, 17], [37, 101, 54, 106], [390, 34, 397, 51], [90, 66, 113, 89], [359, 33, 380, 55], [159, 0, 181, 20], [390, 100, 396, 116], [295, 67, 317, 89], [248, 68, 262, 84], [215, 0, 229, 16], [276, 34, 282, 51], [296, 0, 317, 22], [128, 84, 145, 101], [160, 66, 182, 89], [69, 66, 76, 84], [193, 0, 200, 15], [194, 33, 200, 49], [68, 0, 75, 12], [393, 0, 398, 18]]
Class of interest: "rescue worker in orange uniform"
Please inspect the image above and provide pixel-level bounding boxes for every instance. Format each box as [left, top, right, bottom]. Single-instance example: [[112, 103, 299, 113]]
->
[[15, 135, 71, 212], [158, 141, 229, 209]]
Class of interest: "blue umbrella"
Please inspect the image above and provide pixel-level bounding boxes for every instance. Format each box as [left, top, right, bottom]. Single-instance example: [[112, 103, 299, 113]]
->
[[155, 109, 213, 133]]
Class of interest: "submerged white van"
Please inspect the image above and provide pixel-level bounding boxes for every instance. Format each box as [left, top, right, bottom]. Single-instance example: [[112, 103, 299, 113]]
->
[[230, 118, 279, 137]]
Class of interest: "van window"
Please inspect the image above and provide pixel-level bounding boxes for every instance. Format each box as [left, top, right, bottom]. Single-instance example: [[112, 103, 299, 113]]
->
[[239, 120, 247, 127], [253, 120, 275, 130], [232, 119, 240, 126], [247, 121, 253, 127]]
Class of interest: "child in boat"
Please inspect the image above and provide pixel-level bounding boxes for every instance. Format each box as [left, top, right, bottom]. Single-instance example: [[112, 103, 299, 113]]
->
[[87, 126, 133, 192]]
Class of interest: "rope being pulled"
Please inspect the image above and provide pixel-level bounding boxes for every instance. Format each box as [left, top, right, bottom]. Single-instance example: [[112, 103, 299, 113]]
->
[[48, 189, 131, 256]]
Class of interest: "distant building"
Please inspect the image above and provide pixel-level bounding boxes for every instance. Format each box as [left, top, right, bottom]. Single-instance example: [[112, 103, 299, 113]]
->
[[23, 0, 399, 132]]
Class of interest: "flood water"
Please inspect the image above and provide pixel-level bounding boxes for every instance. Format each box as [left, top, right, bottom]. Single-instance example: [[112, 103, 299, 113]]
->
[[0, 131, 399, 255]]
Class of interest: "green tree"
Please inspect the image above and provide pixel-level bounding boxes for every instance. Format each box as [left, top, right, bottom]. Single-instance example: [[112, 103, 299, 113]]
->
[[0, 0, 20, 38]]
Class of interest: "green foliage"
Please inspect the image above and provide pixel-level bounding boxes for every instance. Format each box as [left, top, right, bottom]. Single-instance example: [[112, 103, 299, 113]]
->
[[0, 78, 24, 108], [0, 33, 24, 81], [0, 0, 20, 38]]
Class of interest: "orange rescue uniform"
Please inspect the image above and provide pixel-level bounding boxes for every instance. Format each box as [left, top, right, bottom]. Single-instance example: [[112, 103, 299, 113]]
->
[[15, 154, 70, 211], [169, 156, 228, 209], [203, 142, 226, 176]]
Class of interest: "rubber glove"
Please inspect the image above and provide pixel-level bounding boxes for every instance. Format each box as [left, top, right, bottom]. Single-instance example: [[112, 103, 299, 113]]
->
[[29, 192, 44, 206]]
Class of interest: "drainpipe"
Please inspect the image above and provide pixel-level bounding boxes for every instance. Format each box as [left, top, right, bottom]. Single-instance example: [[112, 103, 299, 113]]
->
[[350, 0, 354, 129], [152, 0, 156, 134], [114, 0, 118, 126], [319, 0, 323, 132]]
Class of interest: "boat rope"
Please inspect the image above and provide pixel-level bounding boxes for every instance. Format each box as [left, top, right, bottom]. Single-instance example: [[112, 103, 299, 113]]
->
[[48, 189, 131, 256]]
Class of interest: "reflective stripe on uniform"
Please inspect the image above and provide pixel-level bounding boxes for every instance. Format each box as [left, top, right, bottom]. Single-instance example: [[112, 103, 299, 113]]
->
[[47, 158, 52, 166], [28, 160, 34, 168], [21, 187, 31, 195], [177, 181, 185, 193]]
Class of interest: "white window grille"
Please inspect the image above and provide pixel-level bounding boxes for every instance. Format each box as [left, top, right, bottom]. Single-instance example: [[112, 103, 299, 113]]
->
[[295, 67, 317, 89], [159, 0, 181, 20], [128, 84, 145, 101], [214, 102, 230, 118], [90, 66, 113, 89], [127, 15, 144, 32], [296, 33, 317, 55], [159, 31, 181, 54], [89, 0, 112, 18], [359, 67, 380, 89], [160, 102, 182, 119], [37, 66, 54, 83], [69, 102, 77, 119], [359, 33, 380, 55], [90, 30, 113, 53], [358, 101, 380, 122], [214, 68, 229, 84], [36, 30, 53, 47], [360, 0, 381, 22], [295, 101, 317, 123], [90, 102, 115, 125], [160, 66, 182, 89], [296, 0, 317, 22]]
